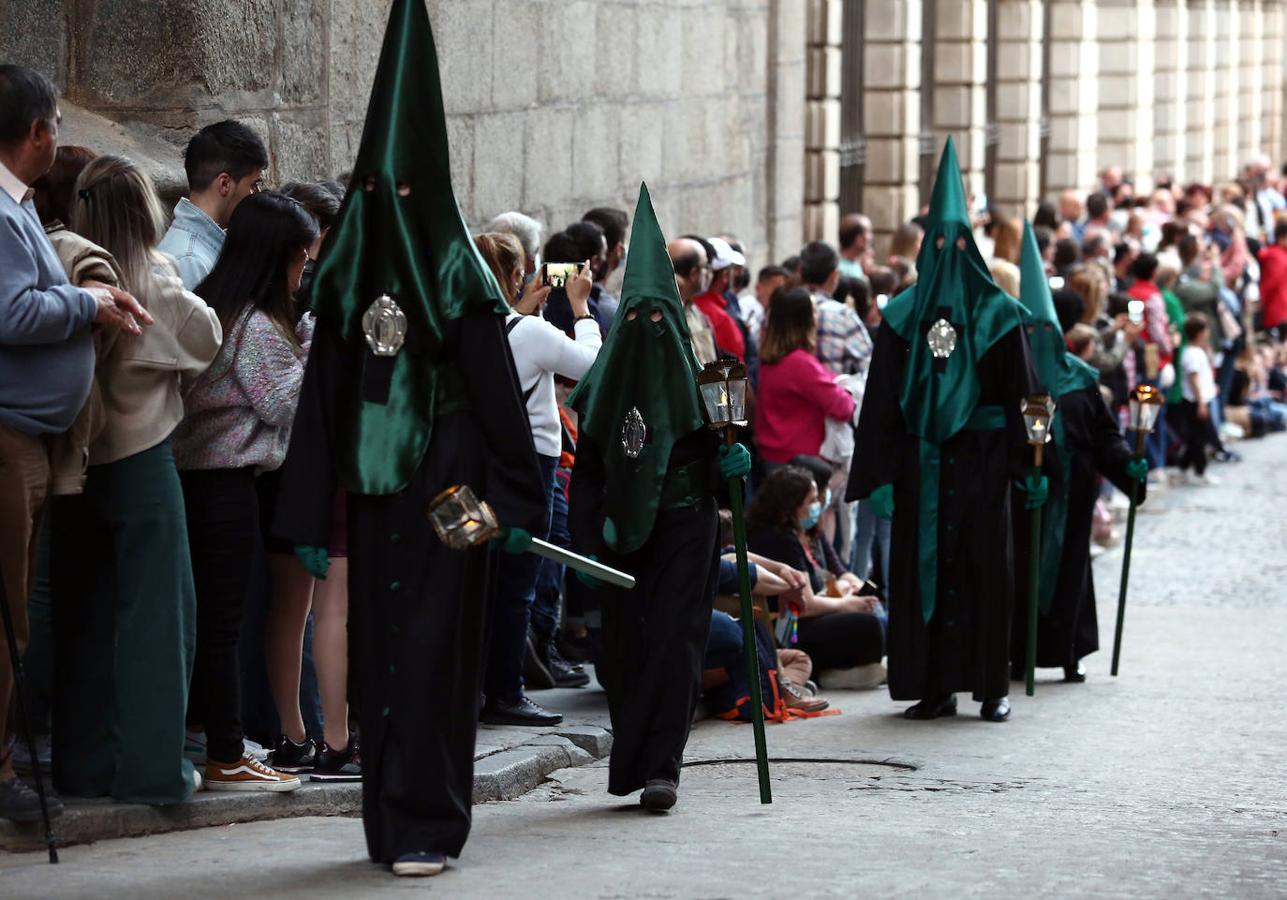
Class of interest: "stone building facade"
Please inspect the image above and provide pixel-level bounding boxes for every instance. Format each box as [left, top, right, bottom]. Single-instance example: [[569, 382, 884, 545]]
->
[[1, 0, 1285, 265]]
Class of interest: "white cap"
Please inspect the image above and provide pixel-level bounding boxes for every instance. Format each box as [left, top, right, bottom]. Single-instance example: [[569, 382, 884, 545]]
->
[[706, 237, 746, 271]]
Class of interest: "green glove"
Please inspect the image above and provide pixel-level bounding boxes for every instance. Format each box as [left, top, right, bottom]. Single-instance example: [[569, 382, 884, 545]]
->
[[493, 526, 534, 554], [1021, 474, 1049, 510], [295, 544, 330, 580], [574, 554, 605, 589], [1126, 458, 1149, 484], [719, 442, 752, 480], [870, 484, 895, 521]]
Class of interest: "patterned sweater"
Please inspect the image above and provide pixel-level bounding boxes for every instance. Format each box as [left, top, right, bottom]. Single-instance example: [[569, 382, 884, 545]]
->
[[172, 308, 312, 472]]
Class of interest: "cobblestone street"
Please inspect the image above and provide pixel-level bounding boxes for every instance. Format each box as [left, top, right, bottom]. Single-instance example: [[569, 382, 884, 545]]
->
[[3, 437, 1285, 898]]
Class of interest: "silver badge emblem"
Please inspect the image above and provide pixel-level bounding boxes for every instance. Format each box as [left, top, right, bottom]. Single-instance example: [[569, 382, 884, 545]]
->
[[926, 318, 957, 359], [621, 407, 647, 459], [362, 294, 408, 357]]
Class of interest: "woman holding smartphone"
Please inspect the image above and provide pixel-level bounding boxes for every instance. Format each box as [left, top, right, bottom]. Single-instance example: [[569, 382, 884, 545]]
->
[[473, 234, 602, 723]]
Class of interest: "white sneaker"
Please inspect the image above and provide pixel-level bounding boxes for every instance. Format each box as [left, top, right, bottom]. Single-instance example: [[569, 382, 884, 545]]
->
[[1198, 472, 1222, 486], [204, 752, 301, 792], [191, 767, 204, 793]]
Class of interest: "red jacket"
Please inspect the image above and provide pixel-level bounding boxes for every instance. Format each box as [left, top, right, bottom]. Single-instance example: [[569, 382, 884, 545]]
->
[[693, 290, 746, 361], [1257, 243, 1287, 330]]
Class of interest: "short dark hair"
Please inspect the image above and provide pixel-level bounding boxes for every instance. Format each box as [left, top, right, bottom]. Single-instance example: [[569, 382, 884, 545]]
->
[[1053, 238, 1080, 271], [757, 265, 788, 283], [1034, 225, 1054, 255], [183, 120, 269, 192], [1033, 201, 1060, 231], [1083, 233, 1108, 260], [1113, 240, 1137, 266], [866, 265, 897, 296], [565, 220, 606, 261], [1275, 219, 1287, 243], [279, 181, 341, 231], [838, 216, 869, 251], [542, 230, 580, 265], [1184, 311, 1209, 341], [582, 207, 628, 248], [1086, 192, 1109, 219], [1128, 252, 1159, 282], [798, 240, 839, 287], [32, 145, 96, 226], [0, 65, 58, 146], [833, 275, 871, 319]]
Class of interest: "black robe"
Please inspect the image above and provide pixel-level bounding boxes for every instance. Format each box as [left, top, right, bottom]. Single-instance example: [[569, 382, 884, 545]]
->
[[568, 430, 719, 796], [847, 322, 1036, 703], [273, 313, 546, 862], [1010, 385, 1144, 669]]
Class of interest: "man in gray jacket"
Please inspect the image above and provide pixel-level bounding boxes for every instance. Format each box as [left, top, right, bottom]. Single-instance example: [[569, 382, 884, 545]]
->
[[0, 64, 148, 823]]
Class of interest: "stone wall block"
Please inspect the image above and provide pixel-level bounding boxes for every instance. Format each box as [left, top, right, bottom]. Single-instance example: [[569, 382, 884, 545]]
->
[[492, 0, 542, 109], [618, 102, 667, 190], [427, 0, 497, 116], [635, 5, 683, 99], [0, 1, 68, 92], [472, 110, 527, 223], [863, 90, 916, 138], [866, 0, 919, 41], [806, 99, 842, 148], [864, 43, 919, 91], [272, 112, 330, 184], [570, 102, 621, 200], [807, 47, 844, 98], [280, 2, 326, 107], [537, 0, 596, 104]]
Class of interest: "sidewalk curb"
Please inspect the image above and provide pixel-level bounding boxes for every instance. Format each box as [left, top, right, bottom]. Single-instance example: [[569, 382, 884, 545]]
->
[[0, 726, 611, 853]]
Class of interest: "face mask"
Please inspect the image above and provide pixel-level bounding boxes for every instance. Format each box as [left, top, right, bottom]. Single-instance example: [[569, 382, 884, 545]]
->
[[799, 501, 822, 531]]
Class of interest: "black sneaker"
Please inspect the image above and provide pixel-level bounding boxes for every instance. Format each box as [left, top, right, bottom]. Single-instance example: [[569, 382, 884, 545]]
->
[[310, 736, 362, 782], [270, 735, 317, 773], [0, 777, 63, 824], [522, 634, 556, 690]]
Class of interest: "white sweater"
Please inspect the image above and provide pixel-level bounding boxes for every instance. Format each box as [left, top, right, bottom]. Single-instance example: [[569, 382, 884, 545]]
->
[[505, 312, 602, 456]]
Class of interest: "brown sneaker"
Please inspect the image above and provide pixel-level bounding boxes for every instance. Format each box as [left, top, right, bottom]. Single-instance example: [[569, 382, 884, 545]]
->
[[204, 752, 302, 792], [780, 677, 831, 713]]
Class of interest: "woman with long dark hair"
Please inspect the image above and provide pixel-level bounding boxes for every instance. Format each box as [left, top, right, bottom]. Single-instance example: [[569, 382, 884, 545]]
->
[[49, 155, 222, 805], [171, 191, 318, 792]]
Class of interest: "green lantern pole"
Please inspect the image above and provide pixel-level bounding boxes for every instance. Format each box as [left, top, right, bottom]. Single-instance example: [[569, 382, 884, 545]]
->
[[1025, 456, 1043, 698], [1020, 394, 1055, 698], [725, 431, 772, 804], [699, 361, 770, 804], [1111, 385, 1163, 677]]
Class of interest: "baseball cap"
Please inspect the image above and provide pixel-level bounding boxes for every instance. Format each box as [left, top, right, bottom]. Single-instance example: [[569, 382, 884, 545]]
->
[[706, 237, 746, 271]]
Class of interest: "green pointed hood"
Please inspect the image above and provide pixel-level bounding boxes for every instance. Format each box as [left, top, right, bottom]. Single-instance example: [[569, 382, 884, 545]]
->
[[1019, 220, 1099, 399], [569, 183, 707, 555], [882, 137, 1026, 445], [308, 0, 506, 495]]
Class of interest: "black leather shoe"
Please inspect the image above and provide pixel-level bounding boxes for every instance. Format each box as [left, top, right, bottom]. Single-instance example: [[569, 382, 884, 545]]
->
[[904, 694, 957, 720], [480, 694, 563, 727], [0, 777, 63, 824], [522, 635, 556, 690], [1063, 662, 1087, 683], [535, 633, 590, 688], [640, 778, 678, 812], [980, 697, 1011, 722]]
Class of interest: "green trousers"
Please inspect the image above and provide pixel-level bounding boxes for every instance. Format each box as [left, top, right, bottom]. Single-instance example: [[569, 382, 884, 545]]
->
[[50, 440, 196, 805]]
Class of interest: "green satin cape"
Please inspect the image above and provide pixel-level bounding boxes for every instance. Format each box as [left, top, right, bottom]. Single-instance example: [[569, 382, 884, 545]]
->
[[568, 183, 707, 555], [1018, 220, 1099, 613], [306, 0, 507, 495], [881, 138, 1026, 622]]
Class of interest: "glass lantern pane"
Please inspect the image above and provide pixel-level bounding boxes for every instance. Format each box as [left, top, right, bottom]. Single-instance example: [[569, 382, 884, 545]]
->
[[699, 380, 731, 427], [727, 378, 748, 426], [428, 486, 497, 550]]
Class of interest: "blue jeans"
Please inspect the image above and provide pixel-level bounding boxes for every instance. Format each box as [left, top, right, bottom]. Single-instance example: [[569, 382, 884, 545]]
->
[[531, 466, 569, 639], [484, 454, 559, 702], [1145, 402, 1169, 470]]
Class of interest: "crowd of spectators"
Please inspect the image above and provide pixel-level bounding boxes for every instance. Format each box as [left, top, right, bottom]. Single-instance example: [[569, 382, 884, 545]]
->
[[3, 59, 1285, 823]]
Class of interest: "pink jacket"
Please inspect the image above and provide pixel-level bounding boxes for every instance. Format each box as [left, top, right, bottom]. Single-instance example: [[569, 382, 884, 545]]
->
[[755, 348, 855, 464]]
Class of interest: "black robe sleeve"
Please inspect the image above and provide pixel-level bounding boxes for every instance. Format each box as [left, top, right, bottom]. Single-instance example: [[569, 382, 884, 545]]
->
[[1077, 385, 1147, 506], [272, 328, 342, 550], [456, 313, 547, 534], [847, 323, 914, 501], [568, 433, 608, 558], [997, 325, 1041, 482]]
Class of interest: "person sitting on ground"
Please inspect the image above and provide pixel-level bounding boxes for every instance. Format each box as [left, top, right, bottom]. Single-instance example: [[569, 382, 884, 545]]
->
[[746, 466, 885, 690]]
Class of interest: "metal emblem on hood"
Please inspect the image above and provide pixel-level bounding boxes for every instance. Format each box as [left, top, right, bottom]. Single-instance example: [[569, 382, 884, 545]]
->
[[362, 294, 408, 357], [926, 318, 957, 359], [621, 407, 647, 459]]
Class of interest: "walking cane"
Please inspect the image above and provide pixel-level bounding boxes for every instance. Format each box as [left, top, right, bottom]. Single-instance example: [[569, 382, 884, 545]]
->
[[1020, 394, 1056, 697], [698, 361, 771, 804], [1111, 385, 1164, 676], [0, 569, 58, 862]]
